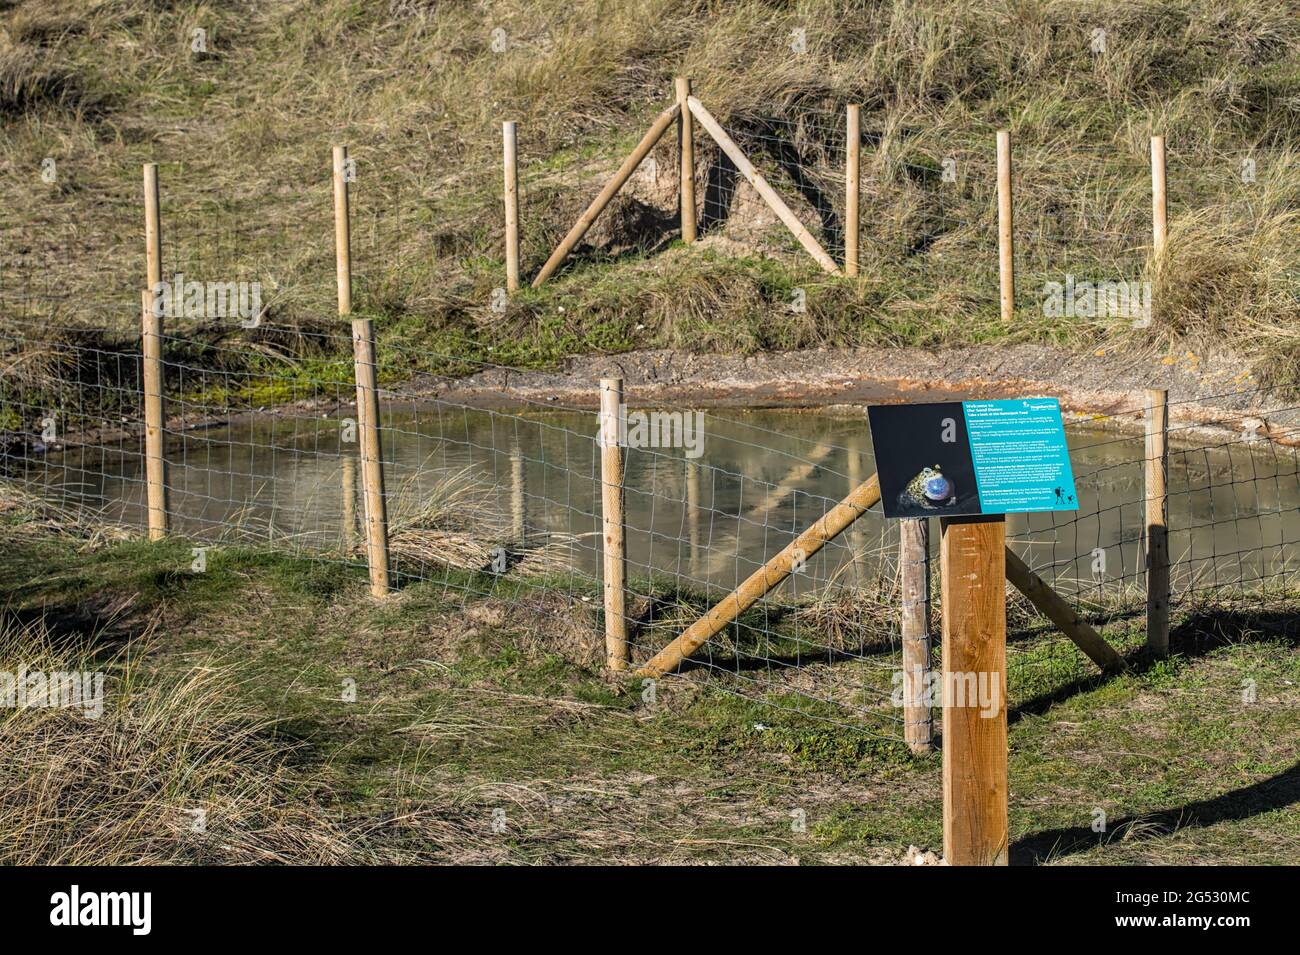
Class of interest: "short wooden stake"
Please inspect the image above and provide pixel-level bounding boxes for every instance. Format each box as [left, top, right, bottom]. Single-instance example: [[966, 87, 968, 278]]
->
[[140, 289, 168, 540], [900, 518, 931, 754], [676, 77, 696, 244], [599, 378, 628, 670], [352, 319, 390, 598], [845, 104, 861, 277], [503, 121, 521, 292], [940, 516, 1008, 866], [996, 130, 1014, 324], [1145, 388, 1169, 654], [332, 145, 353, 314], [1151, 135, 1167, 259]]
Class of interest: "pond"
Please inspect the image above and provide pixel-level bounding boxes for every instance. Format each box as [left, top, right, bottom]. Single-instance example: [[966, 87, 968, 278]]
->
[[13, 404, 1300, 602]]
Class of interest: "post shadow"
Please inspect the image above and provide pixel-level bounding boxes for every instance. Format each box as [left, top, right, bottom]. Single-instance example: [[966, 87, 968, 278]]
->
[[1012, 759, 1300, 864]]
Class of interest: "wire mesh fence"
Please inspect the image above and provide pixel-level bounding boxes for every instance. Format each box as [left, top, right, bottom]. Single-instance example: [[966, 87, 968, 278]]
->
[[2, 92, 1298, 754], [5, 303, 1300, 750]]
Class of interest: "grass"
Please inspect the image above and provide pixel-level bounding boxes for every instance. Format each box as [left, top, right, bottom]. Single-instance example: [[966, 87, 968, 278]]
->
[[0, 617, 356, 864], [0, 0, 1297, 427], [1, 487, 1296, 864]]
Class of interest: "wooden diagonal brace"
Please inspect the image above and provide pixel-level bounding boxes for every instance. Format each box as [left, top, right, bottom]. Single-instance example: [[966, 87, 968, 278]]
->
[[532, 103, 680, 288], [636, 471, 1126, 678], [686, 96, 841, 275]]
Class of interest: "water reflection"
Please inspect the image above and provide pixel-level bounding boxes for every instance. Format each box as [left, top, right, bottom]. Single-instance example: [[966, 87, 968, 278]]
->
[[15, 406, 1300, 601]]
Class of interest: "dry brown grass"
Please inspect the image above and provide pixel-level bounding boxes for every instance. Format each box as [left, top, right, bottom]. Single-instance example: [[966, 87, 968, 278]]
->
[[383, 464, 582, 575], [0, 617, 356, 864]]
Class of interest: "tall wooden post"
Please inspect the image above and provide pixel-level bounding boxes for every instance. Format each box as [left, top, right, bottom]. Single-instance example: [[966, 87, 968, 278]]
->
[[351, 320, 390, 597], [1151, 135, 1167, 259], [335, 145, 390, 597], [996, 130, 1014, 324], [142, 164, 166, 540], [503, 121, 521, 292], [900, 518, 931, 754], [140, 289, 168, 540], [332, 146, 353, 314], [599, 378, 628, 670], [676, 77, 696, 244], [940, 516, 1008, 866], [1145, 388, 1169, 654], [845, 104, 860, 277], [143, 163, 162, 291]]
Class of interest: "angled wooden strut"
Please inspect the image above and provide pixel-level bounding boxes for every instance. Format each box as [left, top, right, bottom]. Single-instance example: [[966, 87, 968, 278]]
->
[[635, 471, 1125, 679], [686, 96, 841, 275], [532, 103, 680, 287]]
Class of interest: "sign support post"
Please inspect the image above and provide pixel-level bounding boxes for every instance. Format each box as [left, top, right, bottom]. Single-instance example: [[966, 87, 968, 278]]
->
[[940, 515, 1008, 866], [868, 397, 1076, 867]]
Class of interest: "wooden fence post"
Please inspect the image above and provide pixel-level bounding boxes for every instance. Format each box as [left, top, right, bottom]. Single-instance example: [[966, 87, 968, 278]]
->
[[940, 516, 1008, 866], [140, 289, 168, 540], [846, 440, 865, 579], [1145, 388, 1169, 654], [503, 121, 521, 292], [1151, 135, 1167, 259], [845, 104, 860, 277], [143, 163, 162, 291], [900, 518, 931, 754], [599, 378, 628, 670], [332, 145, 353, 314], [141, 163, 167, 540], [351, 319, 390, 598], [996, 130, 1014, 324], [334, 145, 390, 597], [686, 458, 701, 574], [676, 77, 696, 244]]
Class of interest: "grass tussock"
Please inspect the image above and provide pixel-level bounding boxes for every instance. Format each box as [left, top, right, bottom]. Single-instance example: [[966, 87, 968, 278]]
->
[[383, 464, 581, 576], [0, 618, 353, 864]]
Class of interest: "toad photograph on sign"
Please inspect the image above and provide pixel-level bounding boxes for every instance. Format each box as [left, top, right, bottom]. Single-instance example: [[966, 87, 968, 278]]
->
[[868, 398, 1078, 520]]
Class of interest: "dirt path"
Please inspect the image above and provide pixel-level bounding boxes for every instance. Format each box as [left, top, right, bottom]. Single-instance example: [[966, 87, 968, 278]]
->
[[36, 343, 1298, 453], [411, 344, 1296, 447]]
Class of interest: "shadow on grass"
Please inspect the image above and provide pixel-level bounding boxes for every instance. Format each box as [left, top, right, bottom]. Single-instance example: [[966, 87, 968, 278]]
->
[[1012, 759, 1300, 864], [1010, 607, 1300, 725]]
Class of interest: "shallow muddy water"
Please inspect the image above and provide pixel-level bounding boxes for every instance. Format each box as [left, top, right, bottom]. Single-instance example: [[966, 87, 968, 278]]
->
[[14, 405, 1300, 600]]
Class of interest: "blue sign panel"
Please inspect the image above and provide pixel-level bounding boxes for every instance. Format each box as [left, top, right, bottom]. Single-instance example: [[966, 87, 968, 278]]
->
[[867, 398, 1078, 519], [962, 399, 1077, 514]]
